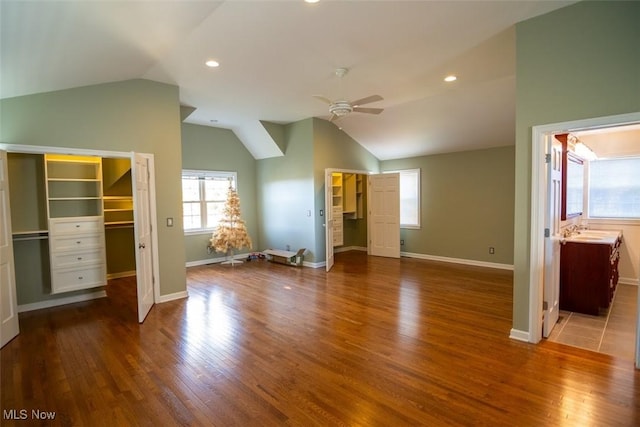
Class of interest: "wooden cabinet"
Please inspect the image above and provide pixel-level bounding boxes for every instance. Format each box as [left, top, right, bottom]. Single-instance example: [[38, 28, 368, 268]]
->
[[45, 154, 106, 294], [560, 238, 621, 315]]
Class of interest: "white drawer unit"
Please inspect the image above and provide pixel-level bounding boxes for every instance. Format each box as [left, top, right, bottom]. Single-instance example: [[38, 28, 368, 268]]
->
[[49, 217, 102, 234], [51, 264, 107, 294], [50, 233, 104, 252], [50, 249, 104, 269], [45, 154, 107, 295]]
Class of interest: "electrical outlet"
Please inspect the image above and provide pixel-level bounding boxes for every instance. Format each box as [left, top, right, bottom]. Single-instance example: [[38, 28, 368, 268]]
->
[[400, 239, 405, 245], [489, 247, 495, 254]]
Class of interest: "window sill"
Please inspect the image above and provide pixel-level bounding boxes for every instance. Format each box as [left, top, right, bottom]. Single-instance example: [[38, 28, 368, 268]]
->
[[184, 229, 214, 236], [587, 218, 640, 226]]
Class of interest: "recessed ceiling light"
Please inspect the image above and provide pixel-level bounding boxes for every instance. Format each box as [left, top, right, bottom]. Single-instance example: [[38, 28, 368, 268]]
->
[[444, 75, 457, 82], [205, 60, 220, 68], [305, 0, 320, 3]]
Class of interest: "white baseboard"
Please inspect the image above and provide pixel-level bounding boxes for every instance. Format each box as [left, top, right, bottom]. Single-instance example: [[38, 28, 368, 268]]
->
[[305, 260, 325, 268], [335, 246, 367, 253], [18, 290, 107, 313], [107, 270, 136, 280], [186, 253, 248, 268], [401, 251, 514, 271], [509, 328, 530, 342], [619, 277, 639, 286], [157, 290, 188, 303]]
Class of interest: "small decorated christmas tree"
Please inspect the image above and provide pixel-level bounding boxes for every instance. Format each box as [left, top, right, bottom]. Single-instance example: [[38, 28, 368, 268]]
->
[[210, 184, 252, 265]]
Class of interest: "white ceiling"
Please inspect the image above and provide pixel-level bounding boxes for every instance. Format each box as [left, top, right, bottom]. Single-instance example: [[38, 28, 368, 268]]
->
[[0, 0, 577, 160]]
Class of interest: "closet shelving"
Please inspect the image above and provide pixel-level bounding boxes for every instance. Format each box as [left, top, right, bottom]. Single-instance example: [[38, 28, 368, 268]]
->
[[103, 195, 134, 226], [45, 154, 103, 218], [331, 173, 344, 246], [44, 154, 106, 294]]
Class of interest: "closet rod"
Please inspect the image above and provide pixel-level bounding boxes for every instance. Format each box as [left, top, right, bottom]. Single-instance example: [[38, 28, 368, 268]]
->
[[12, 235, 49, 242]]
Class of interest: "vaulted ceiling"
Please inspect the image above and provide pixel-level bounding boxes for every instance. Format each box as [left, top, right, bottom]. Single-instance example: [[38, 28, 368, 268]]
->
[[0, 0, 577, 160]]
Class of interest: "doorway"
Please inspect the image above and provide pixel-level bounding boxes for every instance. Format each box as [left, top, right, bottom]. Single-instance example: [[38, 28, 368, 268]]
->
[[324, 168, 400, 272], [0, 144, 159, 338], [528, 112, 640, 368]]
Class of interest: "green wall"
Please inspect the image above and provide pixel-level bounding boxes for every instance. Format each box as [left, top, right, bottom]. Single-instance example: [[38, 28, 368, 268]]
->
[[256, 119, 316, 260], [514, 1, 640, 332], [1, 79, 187, 300], [255, 117, 379, 264], [181, 123, 258, 263], [382, 146, 515, 265]]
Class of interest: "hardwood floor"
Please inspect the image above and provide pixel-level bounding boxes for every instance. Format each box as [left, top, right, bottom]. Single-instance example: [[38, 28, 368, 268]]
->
[[2, 251, 639, 426]]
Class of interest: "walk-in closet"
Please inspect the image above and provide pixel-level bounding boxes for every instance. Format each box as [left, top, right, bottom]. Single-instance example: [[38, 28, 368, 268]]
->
[[8, 153, 136, 310]]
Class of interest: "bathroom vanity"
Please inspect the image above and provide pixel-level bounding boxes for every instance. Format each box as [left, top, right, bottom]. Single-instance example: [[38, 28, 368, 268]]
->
[[559, 230, 623, 315]]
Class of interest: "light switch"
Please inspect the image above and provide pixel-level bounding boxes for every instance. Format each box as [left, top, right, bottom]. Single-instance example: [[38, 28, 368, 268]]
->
[[167, 217, 174, 227]]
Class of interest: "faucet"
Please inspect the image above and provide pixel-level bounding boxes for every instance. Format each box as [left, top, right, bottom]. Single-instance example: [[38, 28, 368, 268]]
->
[[562, 224, 578, 238]]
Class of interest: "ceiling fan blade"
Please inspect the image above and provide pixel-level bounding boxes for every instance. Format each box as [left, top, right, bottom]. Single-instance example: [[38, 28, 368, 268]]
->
[[353, 107, 383, 115], [350, 95, 383, 106], [313, 95, 333, 104], [329, 113, 339, 122]]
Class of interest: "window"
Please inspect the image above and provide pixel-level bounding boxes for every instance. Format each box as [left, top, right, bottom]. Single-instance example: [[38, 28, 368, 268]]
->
[[386, 168, 421, 228], [588, 157, 640, 219], [182, 170, 237, 232]]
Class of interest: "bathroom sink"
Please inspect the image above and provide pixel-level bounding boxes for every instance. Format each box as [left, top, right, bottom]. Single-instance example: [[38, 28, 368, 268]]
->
[[571, 236, 604, 241], [563, 229, 622, 245]]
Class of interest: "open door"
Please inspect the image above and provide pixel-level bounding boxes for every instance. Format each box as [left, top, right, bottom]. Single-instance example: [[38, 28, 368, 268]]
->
[[132, 153, 155, 323], [325, 169, 335, 272], [543, 136, 563, 337], [368, 173, 400, 258], [1, 150, 19, 347]]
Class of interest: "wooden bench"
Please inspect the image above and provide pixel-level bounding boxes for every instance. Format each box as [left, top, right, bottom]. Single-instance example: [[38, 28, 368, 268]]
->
[[263, 248, 305, 267]]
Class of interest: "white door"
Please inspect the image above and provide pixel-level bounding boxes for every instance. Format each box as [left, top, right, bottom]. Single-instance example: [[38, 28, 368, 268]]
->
[[325, 170, 335, 272], [1, 150, 19, 347], [368, 173, 400, 258], [132, 153, 154, 323], [543, 136, 563, 337]]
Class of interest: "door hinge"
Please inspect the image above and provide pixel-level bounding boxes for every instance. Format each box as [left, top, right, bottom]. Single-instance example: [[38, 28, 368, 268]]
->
[[545, 153, 551, 163], [543, 300, 548, 311], [152, 276, 155, 285]]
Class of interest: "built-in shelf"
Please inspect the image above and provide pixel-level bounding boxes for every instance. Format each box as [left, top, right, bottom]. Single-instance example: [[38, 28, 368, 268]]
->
[[44, 154, 106, 294]]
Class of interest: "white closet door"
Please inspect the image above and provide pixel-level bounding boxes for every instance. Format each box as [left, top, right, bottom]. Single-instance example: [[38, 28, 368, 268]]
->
[[368, 173, 400, 258], [1, 150, 19, 347], [132, 153, 154, 323], [325, 169, 335, 272]]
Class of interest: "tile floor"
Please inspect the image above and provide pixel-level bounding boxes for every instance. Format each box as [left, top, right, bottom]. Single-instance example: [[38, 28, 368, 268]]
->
[[547, 283, 638, 361]]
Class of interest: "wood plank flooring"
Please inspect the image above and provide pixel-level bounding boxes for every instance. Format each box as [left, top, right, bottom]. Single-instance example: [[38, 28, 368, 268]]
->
[[2, 251, 639, 426]]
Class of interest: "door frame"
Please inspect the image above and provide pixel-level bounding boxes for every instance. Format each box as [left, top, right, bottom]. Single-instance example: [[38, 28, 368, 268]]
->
[[528, 112, 640, 366], [0, 143, 160, 313], [324, 168, 371, 269]]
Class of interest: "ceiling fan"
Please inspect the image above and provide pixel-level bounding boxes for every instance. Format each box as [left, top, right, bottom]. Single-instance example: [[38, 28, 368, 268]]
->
[[313, 68, 384, 122]]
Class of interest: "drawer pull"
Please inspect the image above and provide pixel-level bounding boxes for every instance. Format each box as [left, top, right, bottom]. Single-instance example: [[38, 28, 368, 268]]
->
[[76, 241, 81, 244], [77, 257, 82, 261], [78, 276, 83, 280], [76, 225, 80, 228]]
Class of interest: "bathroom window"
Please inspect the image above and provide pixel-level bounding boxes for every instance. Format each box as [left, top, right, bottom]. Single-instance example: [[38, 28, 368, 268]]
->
[[588, 157, 640, 219], [182, 170, 237, 233]]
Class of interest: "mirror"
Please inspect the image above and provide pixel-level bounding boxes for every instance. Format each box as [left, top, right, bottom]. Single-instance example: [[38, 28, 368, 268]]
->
[[562, 150, 584, 220]]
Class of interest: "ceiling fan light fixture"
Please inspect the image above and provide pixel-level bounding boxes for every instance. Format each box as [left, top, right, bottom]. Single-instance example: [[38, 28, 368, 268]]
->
[[329, 101, 353, 117]]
